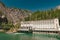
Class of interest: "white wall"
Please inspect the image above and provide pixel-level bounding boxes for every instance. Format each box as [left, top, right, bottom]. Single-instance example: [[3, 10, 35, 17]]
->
[[20, 18, 59, 31]]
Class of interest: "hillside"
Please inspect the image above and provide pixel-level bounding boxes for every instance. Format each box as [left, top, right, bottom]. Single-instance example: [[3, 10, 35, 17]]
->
[[0, 2, 32, 23], [0, 2, 32, 32], [0, 2, 60, 32], [25, 8, 60, 24]]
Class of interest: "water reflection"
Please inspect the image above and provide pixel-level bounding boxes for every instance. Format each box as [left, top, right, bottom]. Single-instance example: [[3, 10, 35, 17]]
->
[[0, 33, 60, 40], [13, 33, 59, 40]]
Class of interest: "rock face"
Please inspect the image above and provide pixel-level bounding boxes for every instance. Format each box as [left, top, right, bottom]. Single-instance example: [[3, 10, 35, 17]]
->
[[0, 2, 31, 25]]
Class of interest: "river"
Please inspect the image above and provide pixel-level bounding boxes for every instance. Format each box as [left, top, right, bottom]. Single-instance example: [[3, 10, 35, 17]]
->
[[0, 32, 60, 40]]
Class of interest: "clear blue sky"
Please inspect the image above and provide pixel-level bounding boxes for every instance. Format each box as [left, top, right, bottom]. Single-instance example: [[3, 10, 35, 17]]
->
[[0, 0, 60, 11]]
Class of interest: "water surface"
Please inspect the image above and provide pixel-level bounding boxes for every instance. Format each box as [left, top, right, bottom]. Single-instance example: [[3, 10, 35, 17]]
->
[[0, 32, 60, 40]]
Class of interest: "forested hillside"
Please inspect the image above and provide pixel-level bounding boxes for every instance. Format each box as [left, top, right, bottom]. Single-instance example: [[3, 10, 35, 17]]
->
[[25, 8, 60, 24], [0, 1, 60, 32]]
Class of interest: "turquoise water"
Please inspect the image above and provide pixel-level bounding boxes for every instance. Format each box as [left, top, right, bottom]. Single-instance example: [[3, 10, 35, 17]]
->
[[0, 33, 60, 40]]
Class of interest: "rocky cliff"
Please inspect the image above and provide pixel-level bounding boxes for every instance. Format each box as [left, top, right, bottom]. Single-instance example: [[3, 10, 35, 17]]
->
[[0, 2, 31, 26]]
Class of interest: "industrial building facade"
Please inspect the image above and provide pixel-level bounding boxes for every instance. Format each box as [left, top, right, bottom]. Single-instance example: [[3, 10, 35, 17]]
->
[[18, 18, 60, 32]]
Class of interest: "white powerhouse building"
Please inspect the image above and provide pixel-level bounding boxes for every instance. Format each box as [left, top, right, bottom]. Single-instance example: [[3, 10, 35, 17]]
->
[[18, 18, 60, 32]]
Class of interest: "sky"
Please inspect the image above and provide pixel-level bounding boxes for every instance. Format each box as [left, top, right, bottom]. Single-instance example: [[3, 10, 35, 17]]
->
[[0, 0, 60, 11]]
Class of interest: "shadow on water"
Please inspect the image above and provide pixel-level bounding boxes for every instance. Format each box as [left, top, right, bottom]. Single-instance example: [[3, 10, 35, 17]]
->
[[0, 32, 60, 40]]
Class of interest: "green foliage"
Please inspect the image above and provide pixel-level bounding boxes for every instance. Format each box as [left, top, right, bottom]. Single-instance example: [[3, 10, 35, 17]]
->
[[25, 9, 60, 21], [1, 23, 14, 31]]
